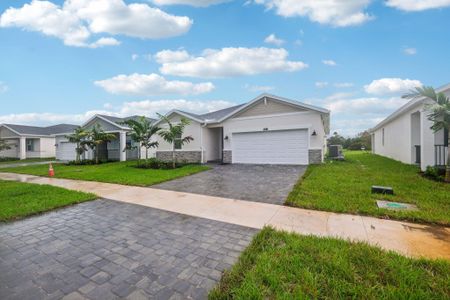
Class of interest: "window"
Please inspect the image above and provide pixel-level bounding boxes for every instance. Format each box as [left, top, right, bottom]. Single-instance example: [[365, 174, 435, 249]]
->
[[382, 128, 385, 146], [26, 139, 34, 151], [174, 132, 182, 150]]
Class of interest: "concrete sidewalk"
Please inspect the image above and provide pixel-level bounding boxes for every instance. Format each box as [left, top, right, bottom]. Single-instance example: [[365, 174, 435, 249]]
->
[[1, 172, 449, 260]]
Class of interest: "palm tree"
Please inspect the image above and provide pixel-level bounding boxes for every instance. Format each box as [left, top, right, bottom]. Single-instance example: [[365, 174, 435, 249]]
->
[[84, 124, 117, 164], [65, 127, 88, 163], [121, 116, 161, 165], [0, 139, 11, 151], [405, 86, 450, 182], [157, 113, 194, 169]]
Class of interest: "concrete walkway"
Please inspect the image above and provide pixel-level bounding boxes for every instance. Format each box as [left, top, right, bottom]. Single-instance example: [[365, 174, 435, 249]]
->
[[1, 172, 449, 260]]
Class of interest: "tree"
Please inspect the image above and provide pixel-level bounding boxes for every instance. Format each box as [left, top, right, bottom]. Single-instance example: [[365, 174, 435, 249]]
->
[[405, 86, 450, 182], [327, 132, 346, 146], [121, 116, 161, 165], [0, 139, 11, 151], [84, 124, 117, 164], [157, 113, 194, 169], [65, 127, 89, 163]]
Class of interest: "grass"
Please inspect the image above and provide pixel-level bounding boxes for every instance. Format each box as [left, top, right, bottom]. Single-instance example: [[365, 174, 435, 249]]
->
[[0, 180, 96, 222], [286, 151, 450, 225], [0, 157, 55, 165], [209, 227, 450, 300], [0, 161, 210, 186]]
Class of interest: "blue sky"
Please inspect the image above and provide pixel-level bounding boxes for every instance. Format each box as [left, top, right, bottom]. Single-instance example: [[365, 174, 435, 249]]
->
[[0, 0, 449, 136]]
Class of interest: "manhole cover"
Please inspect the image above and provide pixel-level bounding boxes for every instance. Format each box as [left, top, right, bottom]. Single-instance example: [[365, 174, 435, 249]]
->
[[376, 200, 418, 211]]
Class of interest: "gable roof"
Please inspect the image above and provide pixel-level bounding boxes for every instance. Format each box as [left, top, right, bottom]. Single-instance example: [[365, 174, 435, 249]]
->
[[159, 94, 329, 127], [1, 123, 78, 136], [81, 114, 157, 130], [369, 82, 450, 133]]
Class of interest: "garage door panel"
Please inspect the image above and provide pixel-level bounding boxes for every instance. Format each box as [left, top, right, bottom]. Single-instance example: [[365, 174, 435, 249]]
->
[[232, 129, 308, 165], [56, 142, 77, 161]]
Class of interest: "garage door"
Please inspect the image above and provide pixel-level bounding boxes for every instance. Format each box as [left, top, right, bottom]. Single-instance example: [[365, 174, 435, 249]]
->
[[56, 142, 77, 161], [232, 129, 309, 165]]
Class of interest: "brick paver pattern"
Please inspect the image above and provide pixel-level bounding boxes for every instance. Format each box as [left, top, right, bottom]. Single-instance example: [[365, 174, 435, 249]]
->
[[0, 199, 257, 300]]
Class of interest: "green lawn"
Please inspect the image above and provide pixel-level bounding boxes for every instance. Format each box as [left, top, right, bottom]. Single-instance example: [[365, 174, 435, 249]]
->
[[0, 157, 55, 165], [210, 227, 450, 300], [287, 151, 450, 225], [0, 161, 210, 186], [0, 180, 96, 221]]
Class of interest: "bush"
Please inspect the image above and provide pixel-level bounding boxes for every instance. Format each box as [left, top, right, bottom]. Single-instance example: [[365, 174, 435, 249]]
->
[[134, 158, 188, 169], [0, 157, 19, 163], [423, 166, 445, 182], [65, 159, 115, 166]]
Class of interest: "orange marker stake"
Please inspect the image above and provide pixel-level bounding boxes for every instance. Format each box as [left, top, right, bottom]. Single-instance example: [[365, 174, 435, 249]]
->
[[48, 163, 55, 177]]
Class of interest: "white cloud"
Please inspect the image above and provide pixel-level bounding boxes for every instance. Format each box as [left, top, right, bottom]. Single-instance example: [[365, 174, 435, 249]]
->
[[0, 99, 236, 125], [157, 47, 308, 78], [403, 47, 417, 55], [386, 0, 450, 11], [264, 33, 285, 46], [244, 84, 274, 92], [322, 59, 337, 66], [131, 54, 139, 61], [334, 82, 354, 88], [364, 78, 422, 95], [325, 95, 408, 114], [0, 0, 192, 47], [94, 73, 215, 96], [315, 82, 329, 88], [253, 0, 374, 27], [151, 0, 231, 7], [154, 49, 190, 64], [0, 82, 8, 93]]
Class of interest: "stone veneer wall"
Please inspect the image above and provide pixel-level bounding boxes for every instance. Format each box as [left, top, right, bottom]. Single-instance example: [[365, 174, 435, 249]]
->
[[156, 151, 202, 163], [308, 149, 322, 164], [222, 150, 232, 164]]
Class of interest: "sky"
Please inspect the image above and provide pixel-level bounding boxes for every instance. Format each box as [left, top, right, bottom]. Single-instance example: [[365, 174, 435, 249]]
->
[[0, 0, 449, 136]]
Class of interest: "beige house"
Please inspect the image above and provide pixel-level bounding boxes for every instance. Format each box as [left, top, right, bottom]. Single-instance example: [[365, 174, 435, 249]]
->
[[0, 124, 77, 159], [155, 94, 330, 165]]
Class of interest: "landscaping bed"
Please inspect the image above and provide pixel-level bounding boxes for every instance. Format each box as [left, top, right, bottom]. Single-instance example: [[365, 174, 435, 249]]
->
[[286, 151, 450, 225], [210, 227, 450, 299], [0, 180, 96, 221], [0, 161, 210, 186]]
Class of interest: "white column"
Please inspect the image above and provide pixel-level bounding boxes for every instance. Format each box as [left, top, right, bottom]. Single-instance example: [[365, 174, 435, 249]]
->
[[420, 110, 435, 171], [119, 132, 127, 162], [19, 137, 26, 160]]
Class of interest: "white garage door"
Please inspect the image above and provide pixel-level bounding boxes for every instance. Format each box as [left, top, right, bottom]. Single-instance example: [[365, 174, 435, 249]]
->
[[232, 129, 309, 165], [56, 142, 77, 161]]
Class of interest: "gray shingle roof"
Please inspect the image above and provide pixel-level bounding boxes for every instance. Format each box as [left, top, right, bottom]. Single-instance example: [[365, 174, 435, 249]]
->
[[197, 104, 246, 121], [99, 115, 157, 126], [3, 124, 78, 136]]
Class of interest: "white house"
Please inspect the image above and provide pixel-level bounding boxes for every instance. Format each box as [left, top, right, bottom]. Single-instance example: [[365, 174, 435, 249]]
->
[[54, 94, 329, 165], [0, 124, 78, 159], [369, 83, 449, 171], [55, 115, 156, 161], [155, 94, 330, 165]]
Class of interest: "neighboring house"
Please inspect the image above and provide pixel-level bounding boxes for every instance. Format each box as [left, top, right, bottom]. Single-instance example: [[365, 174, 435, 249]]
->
[[369, 83, 449, 171], [0, 124, 78, 159], [155, 94, 330, 165], [55, 115, 156, 161]]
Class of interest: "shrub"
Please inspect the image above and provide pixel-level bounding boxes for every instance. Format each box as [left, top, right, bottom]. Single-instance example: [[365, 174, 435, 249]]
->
[[0, 157, 19, 163], [134, 158, 188, 169], [65, 159, 114, 166], [423, 166, 445, 182]]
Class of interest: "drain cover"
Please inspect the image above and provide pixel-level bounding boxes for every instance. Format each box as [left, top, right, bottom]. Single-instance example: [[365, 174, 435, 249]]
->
[[376, 200, 418, 211]]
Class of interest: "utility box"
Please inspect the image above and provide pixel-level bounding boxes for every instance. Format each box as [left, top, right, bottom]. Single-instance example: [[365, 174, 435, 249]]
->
[[371, 186, 394, 195], [328, 145, 344, 159]]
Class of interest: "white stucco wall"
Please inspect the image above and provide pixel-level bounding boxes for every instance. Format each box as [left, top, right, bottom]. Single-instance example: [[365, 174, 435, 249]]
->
[[155, 113, 203, 152], [220, 111, 327, 154]]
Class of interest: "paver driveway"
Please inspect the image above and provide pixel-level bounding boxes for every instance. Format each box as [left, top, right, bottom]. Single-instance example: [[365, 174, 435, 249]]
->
[[0, 199, 257, 300], [152, 164, 307, 205]]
